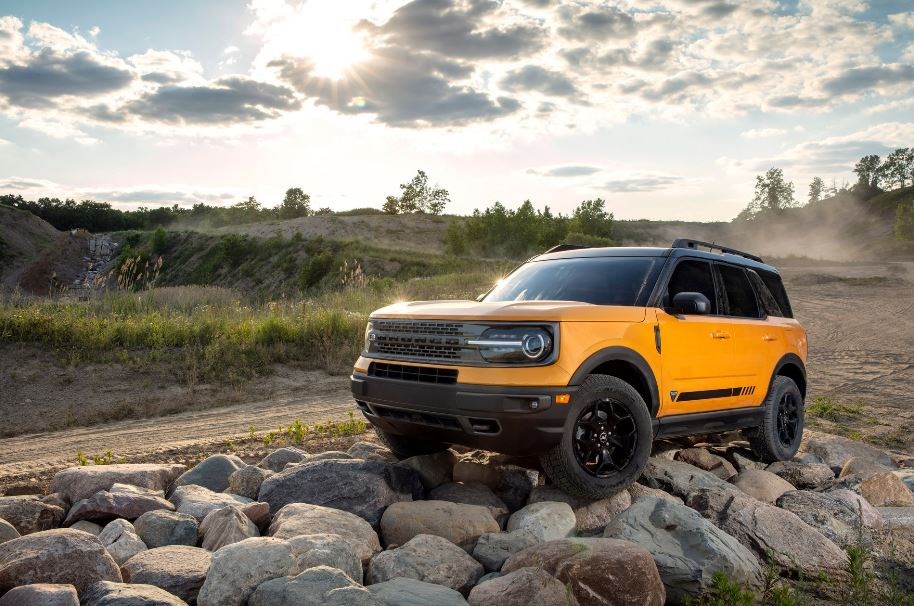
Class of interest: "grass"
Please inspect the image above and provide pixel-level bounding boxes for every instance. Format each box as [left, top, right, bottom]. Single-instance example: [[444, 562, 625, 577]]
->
[[807, 396, 865, 421]]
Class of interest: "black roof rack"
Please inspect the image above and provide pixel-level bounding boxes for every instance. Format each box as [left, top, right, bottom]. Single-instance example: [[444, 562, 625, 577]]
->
[[671, 238, 763, 263], [542, 243, 590, 254]]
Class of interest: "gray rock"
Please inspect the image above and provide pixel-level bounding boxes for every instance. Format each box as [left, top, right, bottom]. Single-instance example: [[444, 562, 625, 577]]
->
[[268, 503, 381, 566], [98, 519, 147, 565], [81, 581, 187, 605], [169, 485, 252, 522], [51, 464, 186, 503], [0, 583, 79, 606], [828, 489, 883, 529], [527, 486, 631, 535], [380, 500, 499, 552], [0, 496, 65, 535], [858, 471, 914, 506], [122, 545, 211, 604], [639, 457, 732, 499], [429, 483, 510, 526], [628, 482, 684, 505], [878, 507, 914, 529], [471, 529, 540, 572], [605, 496, 762, 603], [301, 451, 353, 463], [196, 537, 295, 606], [70, 520, 103, 536], [134, 510, 199, 548], [172, 454, 246, 493], [239, 501, 271, 529], [287, 534, 363, 583], [367, 534, 484, 596], [199, 505, 259, 551], [452, 462, 538, 512], [0, 529, 122, 595], [258, 458, 423, 528], [731, 469, 796, 503], [41, 493, 70, 510], [347, 441, 396, 461], [675, 448, 738, 480], [727, 449, 767, 472], [64, 488, 174, 525], [400, 450, 457, 489], [227, 465, 273, 499], [802, 431, 895, 473], [776, 490, 871, 548], [0, 518, 20, 545], [838, 457, 894, 480], [766, 461, 835, 489], [895, 470, 914, 493], [505, 502, 575, 541], [249, 565, 381, 606], [369, 577, 468, 606], [467, 566, 566, 606], [258, 447, 309, 472], [477, 572, 501, 584]]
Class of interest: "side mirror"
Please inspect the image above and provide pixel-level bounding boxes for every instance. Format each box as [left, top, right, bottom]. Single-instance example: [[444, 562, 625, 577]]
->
[[672, 292, 711, 315]]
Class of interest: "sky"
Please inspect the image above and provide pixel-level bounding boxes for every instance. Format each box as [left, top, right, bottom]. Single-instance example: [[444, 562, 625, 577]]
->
[[0, 0, 912, 221]]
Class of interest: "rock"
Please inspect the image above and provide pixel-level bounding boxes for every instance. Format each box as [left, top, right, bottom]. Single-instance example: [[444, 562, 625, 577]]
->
[[766, 461, 835, 489], [169, 485, 252, 522], [0, 496, 65, 535], [505, 502, 575, 541], [81, 581, 187, 605], [380, 500, 499, 552], [0, 519, 20, 545], [347, 441, 395, 461], [133, 510, 199, 548], [199, 505, 259, 551], [0, 583, 79, 606], [249, 565, 381, 606], [453, 461, 500, 488], [896, 469, 914, 492], [478, 572, 501, 583], [196, 537, 294, 606], [502, 537, 666, 606], [687, 487, 847, 577], [287, 534, 362, 583], [227, 466, 273, 499], [429, 483, 510, 526], [639, 457, 732, 499], [64, 488, 174, 525], [838, 457, 894, 480], [70, 520, 103, 536], [258, 447, 309, 472], [859, 471, 914, 506], [258, 458, 423, 528], [675, 448, 738, 480], [802, 431, 895, 473], [527, 486, 631, 535], [301, 451, 354, 463], [369, 577, 469, 606], [268, 503, 381, 566], [98, 519, 147, 565], [110, 483, 165, 498], [239, 501, 271, 529], [452, 462, 539, 512], [367, 534, 483, 596], [173, 454, 246, 493], [467, 566, 567, 606], [776, 490, 871, 548], [731, 469, 795, 503], [878, 507, 914, 529], [828, 489, 883, 529], [122, 545, 211, 604], [0, 529, 122, 595], [727, 449, 767, 472], [41, 493, 70, 510], [604, 497, 761, 603], [400, 450, 457, 489], [627, 483, 683, 505], [472, 528, 540, 572], [51, 464, 186, 503]]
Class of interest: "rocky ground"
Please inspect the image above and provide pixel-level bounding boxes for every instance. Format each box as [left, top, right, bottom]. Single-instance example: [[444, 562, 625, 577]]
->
[[0, 429, 912, 605]]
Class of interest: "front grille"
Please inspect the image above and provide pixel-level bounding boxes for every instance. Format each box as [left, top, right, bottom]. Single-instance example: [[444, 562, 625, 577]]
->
[[373, 320, 461, 335], [374, 340, 461, 360], [368, 362, 458, 385], [372, 404, 462, 430], [369, 320, 477, 362]]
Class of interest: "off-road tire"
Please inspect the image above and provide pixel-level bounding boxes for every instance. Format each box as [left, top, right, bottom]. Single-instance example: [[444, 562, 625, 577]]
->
[[539, 374, 653, 499], [744, 375, 804, 463], [374, 427, 447, 460]]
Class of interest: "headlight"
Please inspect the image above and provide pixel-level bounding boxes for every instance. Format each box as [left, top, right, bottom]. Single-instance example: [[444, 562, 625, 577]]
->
[[469, 326, 554, 364], [364, 321, 374, 352]]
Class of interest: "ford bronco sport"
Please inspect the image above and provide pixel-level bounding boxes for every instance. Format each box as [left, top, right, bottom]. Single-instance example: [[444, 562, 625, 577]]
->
[[351, 239, 807, 498]]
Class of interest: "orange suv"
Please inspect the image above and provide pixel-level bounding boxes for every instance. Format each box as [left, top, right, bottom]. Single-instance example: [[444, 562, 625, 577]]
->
[[351, 239, 808, 498]]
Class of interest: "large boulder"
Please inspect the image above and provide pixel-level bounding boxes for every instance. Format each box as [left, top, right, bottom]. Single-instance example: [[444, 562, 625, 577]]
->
[[347, 441, 396, 462], [802, 431, 895, 473], [64, 486, 174, 525], [368, 577, 468, 606], [380, 501, 499, 552], [258, 459, 423, 528], [472, 529, 540, 572], [0, 529, 122, 595], [98, 519, 147, 565], [287, 534, 363, 583], [505, 502, 575, 541], [687, 487, 847, 577], [268, 503, 381, 566], [731, 469, 795, 503], [228, 466, 274, 500], [367, 534, 484, 596], [0, 519, 19, 545], [199, 506, 259, 551], [0, 496, 65, 535], [766, 461, 835, 489], [133, 510, 199, 548], [628, 483, 683, 505], [858, 471, 914, 507], [675, 448, 738, 480], [81, 581, 187, 605], [776, 490, 871, 548], [249, 565, 380, 606], [0, 583, 79, 606], [169, 485, 252, 522], [527, 486, 631, 535], [258, 447, 309, 472], [501, 537, 666, 606], [51, 464, 186, 503], [838, 457, 894, 480], [828, 489, 883, 529], [467, 567, 567, 606], [638, 458, 732, 500], [429, 483, 510, 526], [604, 497, 762, 603], [196, 537, 295, 606], [453, 461, 538, 512], [172, 454, 246, 493], [70, 521, 103, 536], [400, 450, 457, 489], [122, 545, 211, 604]]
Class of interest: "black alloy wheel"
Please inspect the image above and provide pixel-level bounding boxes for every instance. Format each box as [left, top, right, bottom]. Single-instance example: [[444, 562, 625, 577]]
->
[[572, 398, 638, 477], [776, 391, 800, 447]]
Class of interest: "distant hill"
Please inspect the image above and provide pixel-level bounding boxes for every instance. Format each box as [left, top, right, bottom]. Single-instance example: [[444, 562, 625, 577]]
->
[[0, 205, 61, 288]]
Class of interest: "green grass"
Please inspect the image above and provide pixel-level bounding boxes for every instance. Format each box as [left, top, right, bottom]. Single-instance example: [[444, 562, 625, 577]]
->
[[807, 396, 865, 421]]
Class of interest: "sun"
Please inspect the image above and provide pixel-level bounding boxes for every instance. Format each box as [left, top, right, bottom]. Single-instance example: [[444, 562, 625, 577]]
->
[[294, 2, 369, 80]]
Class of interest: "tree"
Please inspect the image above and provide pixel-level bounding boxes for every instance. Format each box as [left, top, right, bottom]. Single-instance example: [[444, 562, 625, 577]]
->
[[382, 195, 400, 215], [808, 177, 825, 205], [150, 227, 167, 255], [743, 168, 797, 218], [385, 170, 450, 215], [854, 155, 883, 189], [883, 148, 913, 189], [569, 198, 613, 238], [279, 187, 311, 219]]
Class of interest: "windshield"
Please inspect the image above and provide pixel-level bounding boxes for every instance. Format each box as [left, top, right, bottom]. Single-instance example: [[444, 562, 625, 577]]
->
[[483, 256, 661, 306]]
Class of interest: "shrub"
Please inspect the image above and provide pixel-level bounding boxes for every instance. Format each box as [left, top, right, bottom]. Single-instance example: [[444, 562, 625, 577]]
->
[[298, 253, 335, 290], [151, 227, 168, 255]]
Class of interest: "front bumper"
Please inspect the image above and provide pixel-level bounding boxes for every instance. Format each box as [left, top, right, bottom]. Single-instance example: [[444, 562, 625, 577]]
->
[[351, 372, 577, 456]]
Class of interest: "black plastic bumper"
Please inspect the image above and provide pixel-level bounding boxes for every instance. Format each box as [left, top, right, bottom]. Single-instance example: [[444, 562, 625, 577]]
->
[[351, 373, 577, 456]]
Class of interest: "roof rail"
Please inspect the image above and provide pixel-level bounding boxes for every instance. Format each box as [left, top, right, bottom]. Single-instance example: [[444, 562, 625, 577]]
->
[[542, 243, 590, 254], [671, 238, 764, 263]]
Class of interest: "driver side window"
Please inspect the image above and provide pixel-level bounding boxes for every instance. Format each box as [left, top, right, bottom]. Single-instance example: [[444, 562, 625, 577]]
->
[[666, 260, 718, 314]]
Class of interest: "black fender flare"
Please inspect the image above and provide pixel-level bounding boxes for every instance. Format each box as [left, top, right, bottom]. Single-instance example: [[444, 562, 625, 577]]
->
[[764, 353, 807, 404], [568, 346, 661, 417]]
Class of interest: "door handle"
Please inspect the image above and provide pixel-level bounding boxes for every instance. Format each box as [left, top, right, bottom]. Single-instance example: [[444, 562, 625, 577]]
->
[[711, 331, 731, 339], [762, 335, 777, 342]]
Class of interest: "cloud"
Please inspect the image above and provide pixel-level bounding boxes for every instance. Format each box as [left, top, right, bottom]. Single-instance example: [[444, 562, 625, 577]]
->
[[888, 12, 914, 29], [821, 64, 914, 96], [557, 5, 638, 41], [0, 137, 10, 145], [601, 174, 684, 193], [740, 127, 787, 139], [0, 177, 52, 190], [501, 65, 578, 97], [528, 165, 601, 177], [0, 176, 241, 206]]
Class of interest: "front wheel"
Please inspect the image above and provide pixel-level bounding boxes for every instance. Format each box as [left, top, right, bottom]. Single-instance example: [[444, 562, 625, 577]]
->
[[744, 376, 804, 462], [539, 374, 653, 499]]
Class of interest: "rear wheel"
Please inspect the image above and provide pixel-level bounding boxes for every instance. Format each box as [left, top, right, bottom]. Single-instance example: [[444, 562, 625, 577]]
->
[[745, 376, 804, 462], [539, 374, 653, 499], [374, 427, 447, 460]]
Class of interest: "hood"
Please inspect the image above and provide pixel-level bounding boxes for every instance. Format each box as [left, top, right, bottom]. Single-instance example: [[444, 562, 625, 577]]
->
[[370, 299, 647, 322]]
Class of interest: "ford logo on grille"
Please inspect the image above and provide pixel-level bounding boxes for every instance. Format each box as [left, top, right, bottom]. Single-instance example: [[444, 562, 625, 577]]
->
[[368, 332, 377, 341]]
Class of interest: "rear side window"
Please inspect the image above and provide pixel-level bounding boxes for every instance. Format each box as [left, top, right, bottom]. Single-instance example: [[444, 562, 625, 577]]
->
[[747, 270, 785, 317], [717, 265, 760, 318], [758, 270, 793, 318], [666, 260, 718, 314]]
